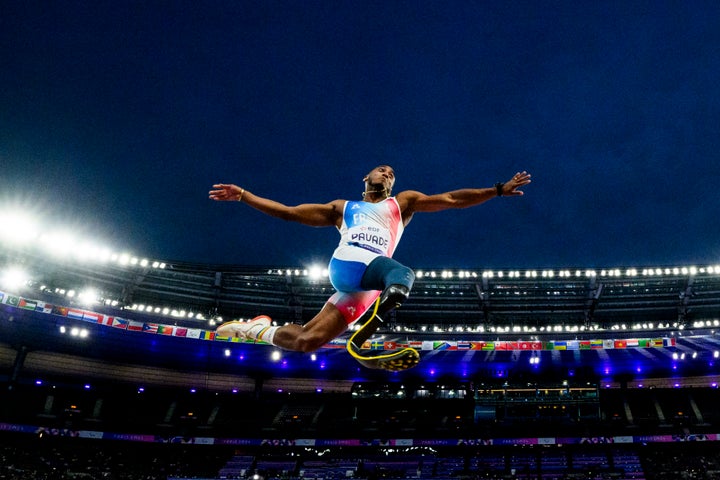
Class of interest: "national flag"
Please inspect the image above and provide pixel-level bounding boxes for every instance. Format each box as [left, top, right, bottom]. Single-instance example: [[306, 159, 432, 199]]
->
[[52, 306, 69, 316], [127, 320, 144, 332], [626, 339, 639, 347], [482, 342, 495, 351], [614, 340, 627, 349], [422, 341, 434, 351], [80, 312, 100, 324], [457, 341, 471, 350], [97, 315, 114, 326], [553, 341, 567, 350], [494, 341, 507, 351], [370, 340, 383, 349], [519, 342, 531, 351], [111, 318, 128, 329], [384, 341, 397, 350], [469, 341, 485, 350], [34, 302, 53, 314], [638, 339, 650, 348], [185, 329, 202, 339], [158, 325, 175, 335], [663, 337, 676, 347], [18, 299, 37, 310], [433, 342, 452, 350], [67, 308, 85, 320], [407, 341, 423, 349], [143, 323, 159, 334], [173, 327, 188, 337], [566, 341, 579, 350], [200, 331, 215, 341], [603, 340, 615, 349], [650, 339, 664, 347], [590, 340, 603, 349], [530, 341, 543, 350], [5, 295, 20, 307], [579, 341, 591, 350], [507, 342, 519, 350]]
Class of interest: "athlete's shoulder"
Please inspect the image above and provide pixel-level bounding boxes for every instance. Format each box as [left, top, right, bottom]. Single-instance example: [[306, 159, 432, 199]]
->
[[394, 190, 425, 210]]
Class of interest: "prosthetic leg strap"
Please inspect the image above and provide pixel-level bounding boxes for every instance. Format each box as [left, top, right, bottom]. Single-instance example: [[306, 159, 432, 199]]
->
[[346, 298, 420, 371]]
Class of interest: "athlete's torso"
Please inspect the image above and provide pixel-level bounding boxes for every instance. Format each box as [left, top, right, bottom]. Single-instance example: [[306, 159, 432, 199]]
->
[[332, 197, 404, 263]]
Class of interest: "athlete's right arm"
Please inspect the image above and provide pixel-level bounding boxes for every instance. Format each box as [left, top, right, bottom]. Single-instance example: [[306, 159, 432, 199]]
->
[[209, 183, 342, 227]]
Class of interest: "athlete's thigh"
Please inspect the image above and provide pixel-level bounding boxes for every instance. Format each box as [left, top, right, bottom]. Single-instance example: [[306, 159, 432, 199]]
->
[[328, 289, 381, 325]]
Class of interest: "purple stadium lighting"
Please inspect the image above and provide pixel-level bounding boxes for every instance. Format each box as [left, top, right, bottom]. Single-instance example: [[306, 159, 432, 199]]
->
[[190, 388, 196, 393], [35, 380, 42, 385], [84, 384, 91, 389]]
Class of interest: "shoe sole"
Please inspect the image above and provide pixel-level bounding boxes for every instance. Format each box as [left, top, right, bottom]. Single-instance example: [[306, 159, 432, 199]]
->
[[216, 315, 271, 339]]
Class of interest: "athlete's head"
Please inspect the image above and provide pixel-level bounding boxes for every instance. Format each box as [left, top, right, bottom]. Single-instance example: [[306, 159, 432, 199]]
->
[[363, 165, 395, 198]]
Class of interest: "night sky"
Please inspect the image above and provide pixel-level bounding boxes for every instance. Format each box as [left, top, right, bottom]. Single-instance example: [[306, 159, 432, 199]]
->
[[1, 1, 719, 270]]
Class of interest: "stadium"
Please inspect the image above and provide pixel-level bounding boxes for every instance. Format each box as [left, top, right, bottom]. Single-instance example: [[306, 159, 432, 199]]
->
[[3, 224, 720, 480]]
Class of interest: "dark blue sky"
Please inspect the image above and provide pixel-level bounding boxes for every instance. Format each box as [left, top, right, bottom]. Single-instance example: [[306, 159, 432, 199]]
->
[[1, 1, 719, 270]]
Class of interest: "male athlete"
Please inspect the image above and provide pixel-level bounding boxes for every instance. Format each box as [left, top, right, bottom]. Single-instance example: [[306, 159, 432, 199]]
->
[[209, 166, 531, 354]]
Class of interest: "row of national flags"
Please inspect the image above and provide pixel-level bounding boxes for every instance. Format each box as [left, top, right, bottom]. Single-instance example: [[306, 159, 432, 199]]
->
[[1, 290, 676, 350], [326, 337, 676, 351], [0, 290, 216, 341]]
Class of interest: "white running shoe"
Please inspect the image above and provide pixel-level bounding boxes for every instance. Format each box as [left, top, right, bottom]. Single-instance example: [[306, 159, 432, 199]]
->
[[216, 315, 272, 340]]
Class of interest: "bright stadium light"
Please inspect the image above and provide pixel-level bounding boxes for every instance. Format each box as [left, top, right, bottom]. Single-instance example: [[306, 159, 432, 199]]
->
[[0, 267, 29, 290], [78, 288, 99, 306], [308, 265, 323, 280], [38, 231, 77, 257], [0, 210, 40, 245]]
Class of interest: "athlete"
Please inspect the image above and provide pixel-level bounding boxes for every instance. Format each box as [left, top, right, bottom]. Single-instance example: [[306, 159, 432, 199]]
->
[[209, 166, 531, 353]]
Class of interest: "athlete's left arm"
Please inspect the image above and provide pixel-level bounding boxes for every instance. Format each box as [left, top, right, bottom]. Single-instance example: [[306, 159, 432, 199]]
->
[[397, 171, 531, 214]]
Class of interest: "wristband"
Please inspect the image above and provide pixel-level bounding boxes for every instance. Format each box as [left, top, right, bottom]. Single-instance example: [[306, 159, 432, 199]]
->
[[494, 182, 504, 197]]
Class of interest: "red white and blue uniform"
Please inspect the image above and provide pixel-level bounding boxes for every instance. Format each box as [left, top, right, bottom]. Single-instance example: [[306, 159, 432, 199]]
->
[[328, 197, 404, 324]]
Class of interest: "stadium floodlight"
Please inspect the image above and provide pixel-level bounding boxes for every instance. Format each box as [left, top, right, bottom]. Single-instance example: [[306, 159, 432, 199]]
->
[[38, 231, 76, 257], [308, 265, 323, 280], [0, 211, 40, 245], [0, 267, 29, 290], [78, 288, 99, 306]]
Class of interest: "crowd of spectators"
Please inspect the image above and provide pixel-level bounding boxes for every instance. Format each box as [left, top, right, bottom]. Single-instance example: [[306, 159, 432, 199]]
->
[[4, 434, 720, 479]]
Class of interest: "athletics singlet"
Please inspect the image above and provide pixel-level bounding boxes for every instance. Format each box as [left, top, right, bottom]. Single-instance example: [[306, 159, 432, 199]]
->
[[327, 197, 405, 324]]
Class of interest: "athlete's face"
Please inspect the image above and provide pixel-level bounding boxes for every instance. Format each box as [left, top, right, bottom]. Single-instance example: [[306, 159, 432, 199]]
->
[[364, 165, 396, 192]]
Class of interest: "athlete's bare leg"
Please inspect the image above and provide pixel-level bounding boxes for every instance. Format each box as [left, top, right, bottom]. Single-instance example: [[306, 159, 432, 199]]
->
[[272, 302, 348, 353]]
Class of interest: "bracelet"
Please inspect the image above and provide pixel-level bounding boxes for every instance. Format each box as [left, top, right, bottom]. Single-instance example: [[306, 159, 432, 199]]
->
[[238, 188, 245, 202], [494, 182, 504, 197]]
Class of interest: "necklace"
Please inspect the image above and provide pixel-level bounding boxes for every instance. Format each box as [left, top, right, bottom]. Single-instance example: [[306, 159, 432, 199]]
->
[[362, 189, 389, 199]]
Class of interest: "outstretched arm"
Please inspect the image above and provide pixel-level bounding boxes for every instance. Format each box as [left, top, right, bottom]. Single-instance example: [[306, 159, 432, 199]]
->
[[209, 183, 343, 227], [397, 171, 531, 216]]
